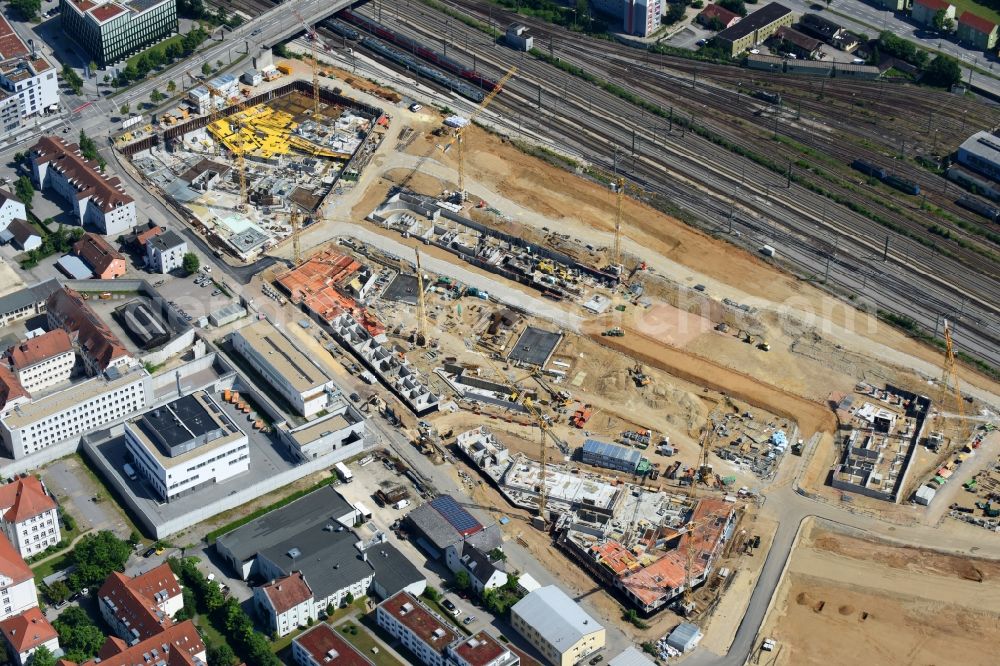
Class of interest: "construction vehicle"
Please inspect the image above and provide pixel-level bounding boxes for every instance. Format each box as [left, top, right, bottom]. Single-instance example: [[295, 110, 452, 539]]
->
[[738, 329, 754, 344], [756, 339, 771, 352], [533, 371, 570, 408], [602, 327, 624, 337], [630, 363, 650, 387]]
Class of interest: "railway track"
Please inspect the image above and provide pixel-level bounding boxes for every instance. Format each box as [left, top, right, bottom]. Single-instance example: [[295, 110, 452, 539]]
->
[[220, 0, 1000, 367]]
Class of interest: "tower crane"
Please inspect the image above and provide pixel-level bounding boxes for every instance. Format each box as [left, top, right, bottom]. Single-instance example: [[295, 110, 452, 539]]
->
[[612, 176, 625, 273], [293, 11, 321, 115], [939, 319, 969, 444], [400, 66, 517, 196], [414, 247, 428, 347], [289, 207, 303, 265]]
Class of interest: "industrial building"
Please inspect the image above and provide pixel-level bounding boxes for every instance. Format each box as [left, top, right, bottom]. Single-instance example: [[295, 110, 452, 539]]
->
[[714, 2, 794, 57], [275, 405, 365, 462], [510, 586, 605, 666], [59, 0, 178, 67], [232, 319, 340, 417], [145, 229, 187, 274], [124, 391, 250, 503], [30, 136, 136, 235], [959, 132, 1000, 184], [580, 439, 643, 473], [405, 495, 503, 572], [0, 476, 60, 558], [831, 384, 929, 502], [0, 17, 59, 135]]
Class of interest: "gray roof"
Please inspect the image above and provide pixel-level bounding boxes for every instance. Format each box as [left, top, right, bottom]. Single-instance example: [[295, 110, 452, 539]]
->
[[216, 485, 356, 563], [666, 623, 703, 651], [369, 542, 426, 599], [583, 439, 642, 466], [0, 279, 60, 316], [511, 586, 603, 651], [256, 524, 374, 602], [717, 2, 791, 41], [609, 646, 657, 666], [466, 523, 503, 553], [959, 131, 1000, 165], [148, 229, 186, 252], [461, 542, 504, 585], [56, 255, 93, 279], [406, 502, 463, 550]]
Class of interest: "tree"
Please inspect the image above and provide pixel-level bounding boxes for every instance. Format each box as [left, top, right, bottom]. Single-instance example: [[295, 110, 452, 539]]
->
[[78, 131, 100, 162], [69, 531, 131, 590], [150, 88, 164, 103], [664, 2, 687, 25], [343, 592, 355, 606], [53, 607, 105, 662], [422, 586, 441, 603], [14, 176, 34, 208], [167, 79, 177, 92], [30, 645, 55, 666], [88, 60, 98, 75], [182, 252, 200, 274], [47, 580, 70, 604], [207, 644, 238, 666], [136, 53, 152, 77], [931, 9, 953, 32], [202, 62, 213, 76], [924, 54, 962, 88], [10, 0, 41, 21], [166, 42, 183, 61], [61, 65, 83, 94], [454, 569, 471, 591], [717, 0, 747, 16]]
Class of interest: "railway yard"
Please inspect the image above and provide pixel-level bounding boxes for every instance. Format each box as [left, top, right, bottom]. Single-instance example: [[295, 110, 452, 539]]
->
[[79, 0, 1000, 663]]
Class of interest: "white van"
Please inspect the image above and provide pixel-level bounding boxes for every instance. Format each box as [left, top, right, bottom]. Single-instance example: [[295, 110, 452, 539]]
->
[[394, 499, 410, 510]]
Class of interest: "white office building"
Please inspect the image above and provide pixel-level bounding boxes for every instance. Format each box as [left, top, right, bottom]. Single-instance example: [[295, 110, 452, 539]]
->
[[232, 320, 338, 417], [145, 230, 188, 274], [0, 477, 60, 559], [7, 330, 75, 395], [124, 391, 249, 503], [0, 17, 58, 135], [0, 365, 152, 460]]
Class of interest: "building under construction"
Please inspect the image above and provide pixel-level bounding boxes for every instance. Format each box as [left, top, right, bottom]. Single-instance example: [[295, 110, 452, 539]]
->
[[118, 80, 385, 263]]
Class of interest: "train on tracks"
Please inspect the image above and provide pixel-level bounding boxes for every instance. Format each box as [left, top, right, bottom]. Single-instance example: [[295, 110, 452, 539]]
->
[[338, 10, 499, 94], [851, 159, 920, 195]]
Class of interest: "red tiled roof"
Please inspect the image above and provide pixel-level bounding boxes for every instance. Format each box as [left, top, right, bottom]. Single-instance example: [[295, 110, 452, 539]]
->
[[699, 3, 740, 25], [959, 10, 996, 33], [294, 623, 372, 666], [88, 620, 204, 666], [0, 533, 32, 586], [260, 572, 312, 615], [135, 225, 164, 247], [47, 287, 130, 372], [774, 26, 822, 52], [30, 137, 134, 213], [0, 608, 57, 653], [452, 632, 508, 666], [0, 476, 57, 524], [73, 233, 125, 279], [97, 564, 180, 642], [0, 365, 28, 411], [590, 540, 640, 577], [380, 592, 458, 649], [8, 329, 72, 371], [915, 0, 951, 10]]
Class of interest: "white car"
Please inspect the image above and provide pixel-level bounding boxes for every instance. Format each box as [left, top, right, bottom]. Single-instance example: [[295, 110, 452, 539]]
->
[[409, 103, 423, 112]]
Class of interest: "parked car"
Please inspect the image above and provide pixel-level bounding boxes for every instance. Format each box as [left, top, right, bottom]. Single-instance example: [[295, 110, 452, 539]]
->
[[463, 615, 476, 625], [442, 599, 461, 617], [143, 547, 156, 558]]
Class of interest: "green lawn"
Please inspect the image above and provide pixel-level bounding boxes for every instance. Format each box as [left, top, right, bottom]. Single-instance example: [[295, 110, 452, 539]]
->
[[194, 614, 231, 652], [948, 0, 1000, 28], [31, 552, 72, 582], [126, 33, 186, 68], [337, 622, 403, 666]]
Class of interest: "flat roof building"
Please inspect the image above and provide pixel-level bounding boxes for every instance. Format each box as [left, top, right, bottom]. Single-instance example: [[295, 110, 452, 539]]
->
[[293, 623, 373, 666], [0, 16, 58, 136], [125, 391, 249, 503], [714, 2, 794, 56], [30, 136, 136, 235], [581, 439, 642, 473], [510, 586, 605, 666], [376, 591, 459, 666], [59, 0, 178, 67], [232, 319, 339, 417], [958, 131, 1000, 183], [448, 631, 520, 666]]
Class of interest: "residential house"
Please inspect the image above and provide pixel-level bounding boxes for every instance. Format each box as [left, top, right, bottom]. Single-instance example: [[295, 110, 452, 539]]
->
[[254, 572, 314, 638], [145, 230, 188, 274], [0, 190, 26, 233], [291, 623, 374, 666], [73, 233, 127, 279], [714, 2, 794, 57], [0, 476, 60, 558], [697, 4, 741, 30], [59, 620, 206, 666], [458, 543, 508, 595], [0, 533, 38, 622], [3, 220, 41, 252], [911, 0, 955, 29], [376, 591, 459, 666], [0, 607, 59, 665], [98, 564, 183, 644], [404, 495, 503, 574], [957, 11, 998, 50]]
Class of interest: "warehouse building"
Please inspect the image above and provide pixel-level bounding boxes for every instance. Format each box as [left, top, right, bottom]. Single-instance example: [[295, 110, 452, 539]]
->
[[30, 136, 136, 235], [124, 391, 250, 502], [73, 233, 126, 279], [580, 439, 642, 473], [714, 2, 794, 57], [59, 0, 178, 67], [510, 586, 605, 666], [957, 131, 1000, 183], [232, 319, 340, 417], [405, 495, 503, 573]]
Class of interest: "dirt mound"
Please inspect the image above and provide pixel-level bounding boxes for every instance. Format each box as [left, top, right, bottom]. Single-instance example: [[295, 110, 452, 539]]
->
[[958, 563, 985, 582], [838, 605, 855, 615], [796, 592, 812, 606]]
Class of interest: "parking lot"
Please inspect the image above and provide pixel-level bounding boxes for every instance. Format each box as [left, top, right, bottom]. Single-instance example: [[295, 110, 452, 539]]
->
[[155, 266, 238, 321]]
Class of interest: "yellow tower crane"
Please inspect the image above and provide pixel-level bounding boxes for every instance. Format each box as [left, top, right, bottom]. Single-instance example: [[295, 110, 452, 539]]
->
[[414, 247, 428, 347], [289, 207, 302, 265], [294, 11, 321, 115], [612, 176, 625, 273], [941, 319, 969, 444]]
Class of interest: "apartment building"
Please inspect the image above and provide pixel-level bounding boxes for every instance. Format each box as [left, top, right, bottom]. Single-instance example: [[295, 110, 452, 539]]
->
[[73, 232, 127, 279], [98, 563, 182, 643], [0, 476, 60, 558], [0, 190, 26, 234], [124, 391, 249, 503], [0, 364, 152, 459], [0, 607, 59, 666], [30, 136, 136, 235], [714, 2, 794, 56], [74, 620, 205, 666], [510, 586, 605, 666], [254, 572, 314, 638], [47, 287, 132, 375], [590, 0, 662, 38], [7, 329, 75, 395], [376, 591, 459, 666], [59, 0, 178, 67], [145, 229, 187, 274], [232, 319, 338, 417], [0, 534, 38, 622], [0, 17, 58, 135], [448, 632, 520, 666], [292, 623, 373, 666]]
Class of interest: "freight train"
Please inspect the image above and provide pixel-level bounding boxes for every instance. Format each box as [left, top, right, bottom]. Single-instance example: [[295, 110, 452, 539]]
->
[[851, 159, 920, 195], [956, 195, 1000, 223], [339, 10, 499, 93]]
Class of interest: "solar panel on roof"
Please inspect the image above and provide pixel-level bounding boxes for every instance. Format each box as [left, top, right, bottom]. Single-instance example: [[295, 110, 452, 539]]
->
[[429, 495, 482, 537]]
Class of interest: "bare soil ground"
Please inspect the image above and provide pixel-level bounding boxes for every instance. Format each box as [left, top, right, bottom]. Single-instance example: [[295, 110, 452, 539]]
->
[[760, 522, 1000, 666]]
